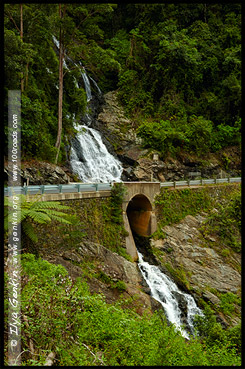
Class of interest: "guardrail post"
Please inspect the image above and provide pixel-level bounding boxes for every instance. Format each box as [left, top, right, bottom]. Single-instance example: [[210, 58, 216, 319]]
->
[[200, 178, 203, 185], [228, 176, 230, 183], [95, 184, 98, 191], [214, 177, 217, 184], [187, 179, 190, 187], [174, 181, 176, 188], [77, 184, 80, 193], [23, 186, 28, 195], [41, 185, 45, 194], [59, 185, 62, 193]]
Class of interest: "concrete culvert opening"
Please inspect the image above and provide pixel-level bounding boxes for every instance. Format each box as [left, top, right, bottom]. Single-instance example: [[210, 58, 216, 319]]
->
[[126, 194, 153, 237]]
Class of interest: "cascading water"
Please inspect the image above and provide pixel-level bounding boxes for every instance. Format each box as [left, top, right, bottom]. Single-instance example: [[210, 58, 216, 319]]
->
[[70, 66, 123, 182], [53, 34, 202, 337], [52, 35, 123, 182], [70, 124, 122, 183], [137, 250, 203, 339]]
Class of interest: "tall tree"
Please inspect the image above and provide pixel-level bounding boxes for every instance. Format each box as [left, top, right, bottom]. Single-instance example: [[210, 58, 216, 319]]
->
[[55, 4, 65, 164]]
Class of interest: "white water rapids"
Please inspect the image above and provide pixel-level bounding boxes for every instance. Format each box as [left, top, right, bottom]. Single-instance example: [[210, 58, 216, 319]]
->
[[137, 250, 203, 339], [52, 35, 122, 182], [70, 62, 123, 182], [52, 36, 201, 335], [70, 123, 122, 183]]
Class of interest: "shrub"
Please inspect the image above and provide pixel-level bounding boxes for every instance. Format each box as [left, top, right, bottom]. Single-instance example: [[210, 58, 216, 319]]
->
[[4, 254, 241, 366]]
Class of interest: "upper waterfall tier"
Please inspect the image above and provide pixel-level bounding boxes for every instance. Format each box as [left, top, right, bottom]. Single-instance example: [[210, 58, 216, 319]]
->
[[70, 124, 123, 183], [65, 57, 123, 183]]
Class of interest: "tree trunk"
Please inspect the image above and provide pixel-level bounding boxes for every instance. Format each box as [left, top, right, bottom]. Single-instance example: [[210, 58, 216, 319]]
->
[[55, 4, 64, 164]]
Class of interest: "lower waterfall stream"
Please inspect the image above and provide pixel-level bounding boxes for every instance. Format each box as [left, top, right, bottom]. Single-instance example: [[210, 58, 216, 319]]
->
[[66, 59, 203, 338], [137, 249, 203, 339]]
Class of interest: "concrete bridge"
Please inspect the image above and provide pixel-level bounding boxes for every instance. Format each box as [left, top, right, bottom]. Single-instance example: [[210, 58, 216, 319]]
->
[[122, 182, 160, 261], [5, 177, 241, 262]]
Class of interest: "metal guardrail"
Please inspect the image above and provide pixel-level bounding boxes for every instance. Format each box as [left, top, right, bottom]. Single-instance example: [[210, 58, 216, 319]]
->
[[4, 183, 112, 196], [4, 177, 241, 196], [160, 177, 241, 188]]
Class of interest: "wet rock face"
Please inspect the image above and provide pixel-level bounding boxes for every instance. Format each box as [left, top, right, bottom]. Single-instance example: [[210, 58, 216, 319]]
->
[[48, 241, 162, 316], [151, 214, 241, 326]]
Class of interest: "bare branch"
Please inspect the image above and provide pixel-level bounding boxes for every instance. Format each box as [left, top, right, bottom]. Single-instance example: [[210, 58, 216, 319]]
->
[[5, 11, 21, 33]]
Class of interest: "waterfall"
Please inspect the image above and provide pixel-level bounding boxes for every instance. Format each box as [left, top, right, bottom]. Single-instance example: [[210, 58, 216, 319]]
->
[[52, 35, 123, 182], [70, 66, 123, 182], [80, 63, 92, 102], [137, 250, 203, 339], [70, 123, 122, 183]]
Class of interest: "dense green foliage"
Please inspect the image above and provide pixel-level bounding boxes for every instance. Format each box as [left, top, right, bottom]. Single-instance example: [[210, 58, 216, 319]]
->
[[4, 194, 76, 242], [153, 184, 241, 268], [193, 304, 241, 354], [137, 116, 241, 158], [154, 184, 240, 231], [154, 187, 213, 228], [29, 197, 130, 260], [200, 188, 241, 252], [4, 254, 241, 365], [4, 4, 241, 162]]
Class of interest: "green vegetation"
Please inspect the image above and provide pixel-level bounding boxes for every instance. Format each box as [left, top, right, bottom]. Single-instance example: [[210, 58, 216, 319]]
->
[[4, 4, 241, 162], [200, 188, 241, 252], [154, 187, 213, 229], [154, 184, 240, 231], [110, 182, 127, 224], [193, 303, 241, 354], [137, 116, 241, 159], [95, 270, 127, 292], [4, 194, 76, 243], [29, 196, 131, 260], [219, 292, 241, 316], [164, 262, 192, 291], [4, 254, 241, 366]]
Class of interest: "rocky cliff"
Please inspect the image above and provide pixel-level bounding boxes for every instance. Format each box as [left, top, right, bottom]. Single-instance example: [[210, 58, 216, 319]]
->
[[96, 90, 241, 182], [4, 160, 79, 186], [4, 90, 240, 186], [150, 213, 241, 328]]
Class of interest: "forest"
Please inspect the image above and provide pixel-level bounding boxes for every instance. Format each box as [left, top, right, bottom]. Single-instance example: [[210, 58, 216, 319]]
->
[[4, 4, 241, 366], [4, 3, 241, 163]]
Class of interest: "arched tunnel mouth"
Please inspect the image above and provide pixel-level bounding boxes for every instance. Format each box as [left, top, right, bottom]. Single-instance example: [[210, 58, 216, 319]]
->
[[126, 194, 153, 237], [126, 194, 157, 263]]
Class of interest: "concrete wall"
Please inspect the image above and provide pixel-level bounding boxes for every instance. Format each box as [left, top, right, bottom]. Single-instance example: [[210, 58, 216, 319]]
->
[[122, 182, 161, 261], [122, 182, 161, 212], [26, 191, 111, 202], [26, 182, 161, 262]]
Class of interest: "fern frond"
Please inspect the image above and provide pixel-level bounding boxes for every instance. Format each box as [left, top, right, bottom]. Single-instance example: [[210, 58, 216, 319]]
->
[[48, 214, 72, 224], [32, 201, 70, 210], [42, 210, 78, 224], [26, 210, 51, 224], [22, 221, 38, 243], [39, 209, 69, 217], [7, 209, 29, 225]]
